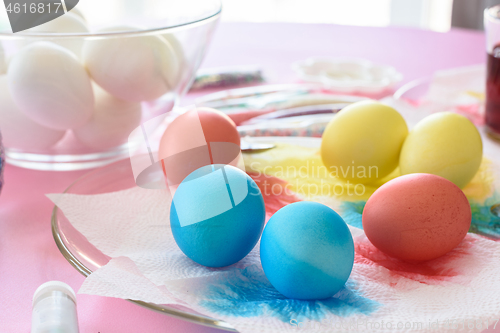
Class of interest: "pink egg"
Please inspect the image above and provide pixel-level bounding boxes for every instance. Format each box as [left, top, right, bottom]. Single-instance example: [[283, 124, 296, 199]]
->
[[362, 173, 471, 262], [158, 107, 241, 187]]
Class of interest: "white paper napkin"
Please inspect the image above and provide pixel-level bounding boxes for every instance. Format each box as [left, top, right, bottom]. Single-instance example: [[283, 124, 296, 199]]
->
[[48, 186, 500, 333]]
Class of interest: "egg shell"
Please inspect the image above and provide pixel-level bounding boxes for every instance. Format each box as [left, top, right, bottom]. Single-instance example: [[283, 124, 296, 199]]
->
[[362, 173, 471, 262], [28, 12, 87, 33], [158, 107, 241, 187], [162, 34, 185, 89], [83, 26, 179, 102], [0, 75, 65, 150], [0, 44, 6, 74], [67, 7, 86, 22], [7, 41, 94, 130], [170, 164, 266, 268], [399, 112, 482, 189], [27, 13, 88, 58], [73, 84, 142, 150], [260, 201, 354, 300], [321, 100, 408, 184]]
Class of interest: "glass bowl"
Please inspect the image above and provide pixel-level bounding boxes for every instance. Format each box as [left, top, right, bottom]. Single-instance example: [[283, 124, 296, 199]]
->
[[51, 156, 237, 332], [0, 0, 221, 171], [52, 134, 500, 329], [393, 77, 431, 102], [393, 74, 485, 127], [52, 136, 314, 331]]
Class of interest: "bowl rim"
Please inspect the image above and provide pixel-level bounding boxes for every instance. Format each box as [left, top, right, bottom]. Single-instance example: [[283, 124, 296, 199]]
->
[[50, 157, 237, 333], [392, 76, 431, 101], [0, 1, 222, 39]]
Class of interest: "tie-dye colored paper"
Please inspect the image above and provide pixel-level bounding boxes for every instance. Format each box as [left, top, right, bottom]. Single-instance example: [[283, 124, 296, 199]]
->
[[49, 134, 500, 333], [244, 141, 500, 239], [159, 141, 497, 333]]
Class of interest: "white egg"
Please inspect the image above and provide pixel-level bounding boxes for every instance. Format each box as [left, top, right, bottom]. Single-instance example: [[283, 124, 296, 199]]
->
[[73, 84, 142, 150], [0, 75, 65, 150], [67, 7, 86, 22], [162, 34, 185, 89], [8, 41, 94, 130], [83, 25, 179, 103], [27, 13, 88, 58], [28, 12, 87, 33], [0, 44, 6, 74]]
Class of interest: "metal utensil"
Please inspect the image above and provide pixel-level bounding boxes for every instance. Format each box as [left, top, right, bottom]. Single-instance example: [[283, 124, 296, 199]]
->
[[240, 140, 276, 152], [241, 103, 347, 125]]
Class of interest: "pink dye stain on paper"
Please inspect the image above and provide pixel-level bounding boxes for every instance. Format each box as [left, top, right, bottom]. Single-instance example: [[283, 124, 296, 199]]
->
[[354, 236, 478, 286]]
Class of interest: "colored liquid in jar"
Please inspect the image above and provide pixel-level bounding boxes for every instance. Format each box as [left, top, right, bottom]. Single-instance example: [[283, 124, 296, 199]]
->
[[486, 46, 500, 136]]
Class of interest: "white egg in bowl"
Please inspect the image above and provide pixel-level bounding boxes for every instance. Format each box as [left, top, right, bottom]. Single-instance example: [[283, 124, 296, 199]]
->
[[0, 0, 221, 171]]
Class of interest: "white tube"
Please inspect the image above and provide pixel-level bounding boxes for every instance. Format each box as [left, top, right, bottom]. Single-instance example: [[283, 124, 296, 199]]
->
[[31, 281, 79, 333]]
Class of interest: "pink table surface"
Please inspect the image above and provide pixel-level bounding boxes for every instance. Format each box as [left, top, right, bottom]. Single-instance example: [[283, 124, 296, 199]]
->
[[0, 22, 489, 333]]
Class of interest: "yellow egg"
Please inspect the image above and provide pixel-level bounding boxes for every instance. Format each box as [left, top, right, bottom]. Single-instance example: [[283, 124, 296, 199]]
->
[[321, 100, 408, 184], [399, 112, 482, 189]]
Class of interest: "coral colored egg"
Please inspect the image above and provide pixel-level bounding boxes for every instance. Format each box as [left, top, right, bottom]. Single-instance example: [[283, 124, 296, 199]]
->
[[362, 173, 471, 262], [158, 107, 241, 187]]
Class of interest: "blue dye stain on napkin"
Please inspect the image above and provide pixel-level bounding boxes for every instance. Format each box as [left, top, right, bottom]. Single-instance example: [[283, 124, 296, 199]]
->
[[199, 265, 378, 323], [339, 201, 366, 229], [469, 198, 500, 240]]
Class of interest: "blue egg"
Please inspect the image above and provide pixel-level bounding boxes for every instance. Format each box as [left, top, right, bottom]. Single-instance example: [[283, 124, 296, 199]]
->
[[260, 201, 354, 300], [170, 164, 266, 268]]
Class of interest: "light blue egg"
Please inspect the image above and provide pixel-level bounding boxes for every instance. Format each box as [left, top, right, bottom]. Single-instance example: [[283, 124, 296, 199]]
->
[[170, 164, 265, 268], [260, 201, 354, 300]]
